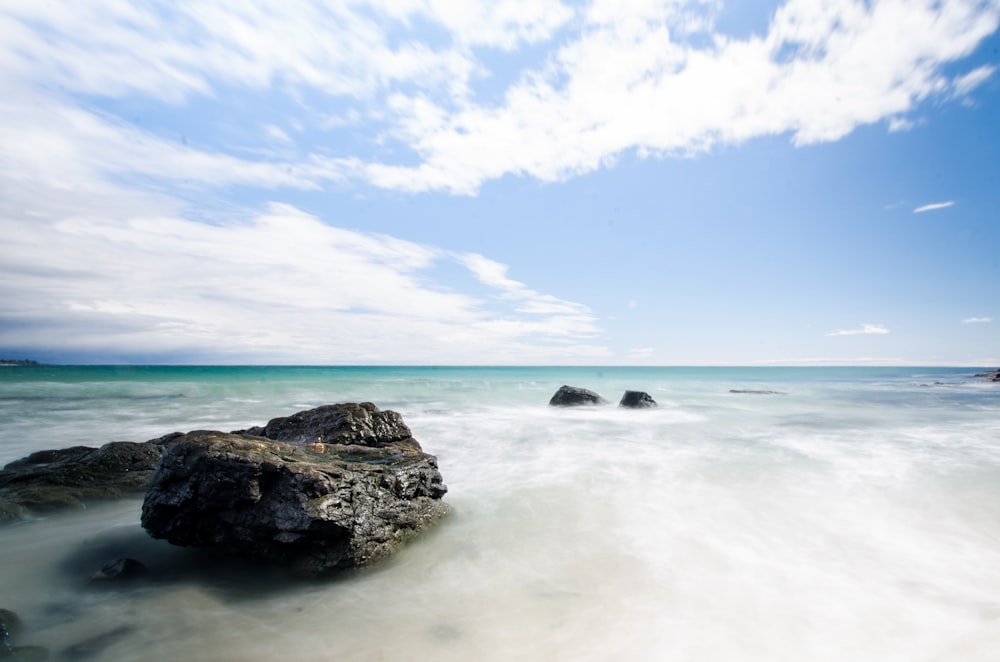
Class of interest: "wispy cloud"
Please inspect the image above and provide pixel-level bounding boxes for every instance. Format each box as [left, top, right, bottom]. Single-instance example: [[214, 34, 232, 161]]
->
[[951, 65, 997, 98], [0, 203, 606, 363], [913, 201, 956, 213], [962, 317, 992, 324], [827, 324, 891, 337]]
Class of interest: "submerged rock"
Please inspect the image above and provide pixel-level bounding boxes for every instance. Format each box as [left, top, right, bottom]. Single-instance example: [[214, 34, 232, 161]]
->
[[1, 608, 21, 650], [548, 385, 607, 406], [90, 558, 150, 584], [619, 391, 657, 408], [0, 609, 48, 661], [0, 435, 180, 521], [141, 403, 449, 576]]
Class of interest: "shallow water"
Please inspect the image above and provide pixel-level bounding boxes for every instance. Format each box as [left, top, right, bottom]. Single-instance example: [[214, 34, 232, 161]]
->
[[1, 366, 999, 660]]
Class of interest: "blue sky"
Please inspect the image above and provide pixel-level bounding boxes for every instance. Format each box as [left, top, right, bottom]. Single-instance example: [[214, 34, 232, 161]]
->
[[0, 0, 997, 365]]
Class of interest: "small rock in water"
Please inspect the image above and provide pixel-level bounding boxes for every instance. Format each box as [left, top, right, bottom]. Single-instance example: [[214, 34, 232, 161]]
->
[[729, 389, 786, 395], [548, 385, 607, 406], [1, 609, 49, 661], [619, 390, 657, 408], [972, 369, 1000, 382], [90, 558, 149, 583], [0, 608, 22, 642]]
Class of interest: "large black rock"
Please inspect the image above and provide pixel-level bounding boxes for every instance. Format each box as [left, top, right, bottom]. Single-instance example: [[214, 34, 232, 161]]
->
[[548, 385, 607, 406], [141, 403, 449, 576]]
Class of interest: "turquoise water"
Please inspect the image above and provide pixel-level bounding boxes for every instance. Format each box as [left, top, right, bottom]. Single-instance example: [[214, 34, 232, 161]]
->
[[1, 366, 999, 660]]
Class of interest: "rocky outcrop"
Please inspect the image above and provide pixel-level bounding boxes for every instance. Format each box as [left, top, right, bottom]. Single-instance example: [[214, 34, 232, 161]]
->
[[619, 390, 657, 408], [0, 436, 179, 521], [973, 369, 1000, 382], [141, 403, 449, 576], [549, 385, 607, 406]]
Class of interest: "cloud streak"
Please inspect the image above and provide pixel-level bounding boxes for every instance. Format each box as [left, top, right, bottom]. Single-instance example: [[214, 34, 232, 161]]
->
[[0, 204, 605, 363], [913, 201, 956, 213], [962, 317, 992, 324], [827, 324, 891, 337]]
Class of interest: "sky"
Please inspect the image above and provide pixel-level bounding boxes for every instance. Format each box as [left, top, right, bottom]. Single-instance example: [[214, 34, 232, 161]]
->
[[0, 0, 998, 366]]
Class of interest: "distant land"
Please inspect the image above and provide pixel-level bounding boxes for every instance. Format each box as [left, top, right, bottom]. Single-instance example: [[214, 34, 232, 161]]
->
[[0, 359, 39, 365]]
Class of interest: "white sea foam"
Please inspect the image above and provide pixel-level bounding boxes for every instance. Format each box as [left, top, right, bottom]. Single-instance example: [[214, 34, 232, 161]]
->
[[1, 366, 999, 660]]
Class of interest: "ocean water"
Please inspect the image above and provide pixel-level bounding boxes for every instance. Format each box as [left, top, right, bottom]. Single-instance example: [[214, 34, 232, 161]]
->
[[1, 365, 999, 661]]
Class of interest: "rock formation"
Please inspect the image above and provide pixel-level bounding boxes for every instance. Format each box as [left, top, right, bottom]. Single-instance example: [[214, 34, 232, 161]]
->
[[141, 403, 449, 576], [548, 385, 607, 406]]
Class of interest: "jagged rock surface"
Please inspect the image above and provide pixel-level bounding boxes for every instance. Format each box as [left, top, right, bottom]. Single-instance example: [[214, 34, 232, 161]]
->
[[141, 403, 449, 576]]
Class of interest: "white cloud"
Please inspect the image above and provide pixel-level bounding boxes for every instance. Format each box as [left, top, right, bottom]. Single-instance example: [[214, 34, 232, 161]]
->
[[0, 203, 604, 363], [264, 124, 293, 143], [913, 201, 956, 213], [457, 253, 599, 328], [360, 0, 1000, 193], [962, 317, 992, 324], [1, 0, 996, 195], [887, 116, 916, 132], [827, 324, 891, 337], [951, 64, 997, 98], [625, 347, 655, 359]]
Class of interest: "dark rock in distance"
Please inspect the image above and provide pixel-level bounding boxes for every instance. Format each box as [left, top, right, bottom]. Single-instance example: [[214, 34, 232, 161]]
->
[[0, 435, 181, 522], [141, 403, 449, 576], [619, 390, 657, 408], [729, 389, 787, 395], [972, 369, 1000, 382], [548, 385, 607, 406]]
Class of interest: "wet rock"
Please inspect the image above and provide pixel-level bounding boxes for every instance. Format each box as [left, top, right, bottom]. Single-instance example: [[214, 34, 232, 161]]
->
[[142, 403, 449, 576], [548, 385, 607, 406], [0, 434, 182, 522], [619, 390, 657, 408], [234, 402, 414, 446]]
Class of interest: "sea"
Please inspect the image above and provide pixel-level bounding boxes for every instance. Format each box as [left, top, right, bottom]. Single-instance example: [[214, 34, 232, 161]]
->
[[1, 365, 998, 661]]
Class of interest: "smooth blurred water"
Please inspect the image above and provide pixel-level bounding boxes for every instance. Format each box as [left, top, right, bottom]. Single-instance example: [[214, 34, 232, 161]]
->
[[1, 366, 999, 660]]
